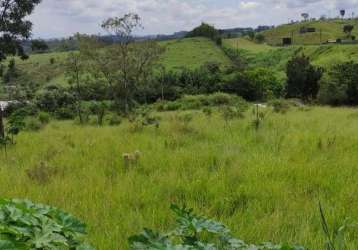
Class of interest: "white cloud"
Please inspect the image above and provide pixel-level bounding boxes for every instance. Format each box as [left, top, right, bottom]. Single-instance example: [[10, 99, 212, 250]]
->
[[28, 0, 358, 38]]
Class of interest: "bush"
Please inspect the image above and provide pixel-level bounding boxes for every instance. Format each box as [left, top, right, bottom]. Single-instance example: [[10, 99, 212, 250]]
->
[[106, 113, 122, 126], [269, 99, 291, 113], [55, 106, 75, 120], [318, 61, 358, 105], [0, 198, 93, 249], [35, 84, 75, 113], [223, 68, 283, 101], [38, 111, 51, 124], [155, 93, 247, 112], [25, 117, 43, 131], [286, 54, 323, 100]]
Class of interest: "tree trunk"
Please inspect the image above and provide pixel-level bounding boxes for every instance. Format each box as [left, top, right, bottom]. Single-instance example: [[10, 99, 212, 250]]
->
[[0, 108, 5, 139]]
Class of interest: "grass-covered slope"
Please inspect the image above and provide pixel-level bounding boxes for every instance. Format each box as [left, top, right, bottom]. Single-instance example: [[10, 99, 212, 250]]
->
[[4, 37, 232, 88], [223, 38, 275, 53], [223, 37, 358, 76], [263, 19, 358, 45], [160, 37, 232, 70], [0, 107, 357, 249]]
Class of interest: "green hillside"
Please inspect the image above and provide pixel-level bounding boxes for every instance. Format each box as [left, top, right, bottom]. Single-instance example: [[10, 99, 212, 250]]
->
[[224, 37, 358, 74], [263, 19, 358, 45], [160, 37, 232, 70], [3, 37, 232, 88]]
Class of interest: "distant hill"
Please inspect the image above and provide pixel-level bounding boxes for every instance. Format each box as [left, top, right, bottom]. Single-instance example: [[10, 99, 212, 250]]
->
[[262, 19, 358, 45]]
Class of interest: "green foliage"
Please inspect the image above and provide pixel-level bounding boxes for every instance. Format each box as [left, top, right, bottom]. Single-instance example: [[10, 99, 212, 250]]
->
[[269, 99, 291, 114], [223, 68, 283, 101], [220, 105, 245, 122], [129, 204, 305, 250], [24, 117, 42, 131], [155, 93, 247, 112], [105, 113, 122, 126], [38, 112, 51, 124], [31, 40, 49, 52], [343, 25, 354, 37], [186, 23, 220, 41], [319, 61, 358, 105], [255, 34, 265, 43], [0, 198, 93, 249], [0, 0, 41, 61], [36, 84, 75, 113], [319, 202, 358, 250], [286, 54, 323, 100]]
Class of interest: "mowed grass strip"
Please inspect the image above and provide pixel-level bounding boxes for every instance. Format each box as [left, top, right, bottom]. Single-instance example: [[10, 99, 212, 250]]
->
[[0, 106, 357, 249]]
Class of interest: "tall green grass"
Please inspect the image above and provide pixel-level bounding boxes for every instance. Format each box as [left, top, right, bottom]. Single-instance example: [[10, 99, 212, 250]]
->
[[0, 106, 357, 249]]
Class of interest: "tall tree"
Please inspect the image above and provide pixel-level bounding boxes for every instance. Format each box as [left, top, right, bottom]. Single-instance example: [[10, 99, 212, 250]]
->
[[0, 0, 42, 140], [83, 14, 165, 114]]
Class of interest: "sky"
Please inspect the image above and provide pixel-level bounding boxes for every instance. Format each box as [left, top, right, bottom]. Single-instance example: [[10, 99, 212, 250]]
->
[[28, 0, 358, 39]]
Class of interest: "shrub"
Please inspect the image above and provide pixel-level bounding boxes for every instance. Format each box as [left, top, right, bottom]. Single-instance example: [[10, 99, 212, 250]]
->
[[106, 113, 122, 126], [35, 84, 75, 113], [202, 107, 213, 117], [55, 106, 75, 120], [155, 93, 248, 112], [0, 198, 94, 249], [223, 68, 283, 101], [286, 54, 323, 100], [38, 111, 51, 124], [318, 61, 358, 105], [220, 105, 246, 125], [171, 112, 195, 134], [269, 99, 291, 113], [25, 117, 43, 131], [26, 161, 59, 184]]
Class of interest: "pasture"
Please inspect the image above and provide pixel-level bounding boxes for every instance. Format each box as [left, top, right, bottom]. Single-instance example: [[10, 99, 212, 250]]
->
[[0, 106, 357, 249], [262, 19, 358, 45]]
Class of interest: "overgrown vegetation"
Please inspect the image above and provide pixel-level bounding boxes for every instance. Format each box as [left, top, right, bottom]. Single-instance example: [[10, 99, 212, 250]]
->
[[129, 204, 305, 249], [0, 198, 93, 249]]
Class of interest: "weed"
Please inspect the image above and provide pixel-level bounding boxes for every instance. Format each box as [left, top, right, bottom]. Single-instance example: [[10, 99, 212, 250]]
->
[[319, 202, 358, 250], [26, 161, 60, 184], [123, 150, 141, 170]]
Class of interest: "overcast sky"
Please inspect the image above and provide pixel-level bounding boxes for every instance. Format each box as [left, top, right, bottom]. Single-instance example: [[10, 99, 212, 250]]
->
[[28, 0, 358, 39]]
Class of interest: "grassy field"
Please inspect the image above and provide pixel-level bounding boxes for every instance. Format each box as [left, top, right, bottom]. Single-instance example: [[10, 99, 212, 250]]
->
[[0, 106, 357, 249], [262, 19, 358, 45]]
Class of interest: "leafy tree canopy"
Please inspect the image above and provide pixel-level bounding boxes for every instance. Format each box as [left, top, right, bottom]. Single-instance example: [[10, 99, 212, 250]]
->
[[0, 0, 42, 61]]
